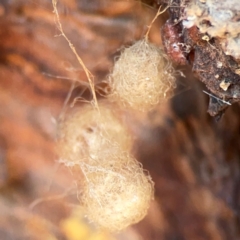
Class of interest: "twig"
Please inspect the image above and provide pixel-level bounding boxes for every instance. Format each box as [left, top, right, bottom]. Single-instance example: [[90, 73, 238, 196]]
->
[[52, 0, 99, 111], [145, 5, 169, 40], [203, 90, 231, 105], [29, 186, 76, 210], [42, 72, 88, 86]]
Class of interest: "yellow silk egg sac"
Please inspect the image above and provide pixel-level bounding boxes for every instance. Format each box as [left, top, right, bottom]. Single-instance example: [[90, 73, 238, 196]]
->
[[57, 102, 132, 167], [109, 39, 176, 112]]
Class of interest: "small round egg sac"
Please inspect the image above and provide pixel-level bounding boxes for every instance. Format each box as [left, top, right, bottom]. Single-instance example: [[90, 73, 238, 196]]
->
[[109, 39, 176, 112]]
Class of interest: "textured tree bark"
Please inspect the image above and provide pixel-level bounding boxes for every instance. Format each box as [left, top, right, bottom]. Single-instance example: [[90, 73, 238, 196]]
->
[[0, 1, 240, 240], [160, 0, 240, 118]]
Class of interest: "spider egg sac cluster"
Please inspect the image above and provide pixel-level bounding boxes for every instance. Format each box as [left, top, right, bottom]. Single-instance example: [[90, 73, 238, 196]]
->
[[57, 102, 154, 232]]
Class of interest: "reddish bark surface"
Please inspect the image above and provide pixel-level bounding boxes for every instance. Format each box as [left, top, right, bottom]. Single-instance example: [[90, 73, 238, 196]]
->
[[0, 1, 240, 240]]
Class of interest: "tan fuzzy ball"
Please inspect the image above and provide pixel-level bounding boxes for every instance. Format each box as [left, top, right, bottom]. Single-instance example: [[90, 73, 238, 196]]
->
[[57, 102, 132, 167], [80, 154, 154, 232], [109, 39, 176, 111]]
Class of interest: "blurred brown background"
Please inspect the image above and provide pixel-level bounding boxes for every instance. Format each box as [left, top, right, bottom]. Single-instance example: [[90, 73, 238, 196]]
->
[[0, 0, 240, 239]]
